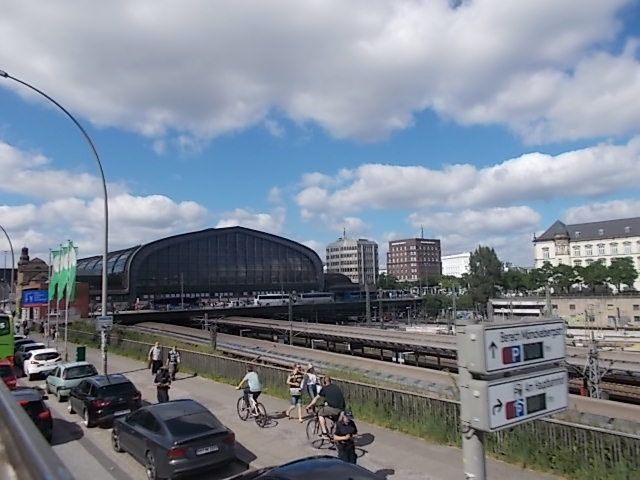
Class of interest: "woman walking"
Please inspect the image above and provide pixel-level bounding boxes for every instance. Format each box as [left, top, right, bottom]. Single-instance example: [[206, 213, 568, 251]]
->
[[285, 364, 305, 422], [303, 364, 318, 400]]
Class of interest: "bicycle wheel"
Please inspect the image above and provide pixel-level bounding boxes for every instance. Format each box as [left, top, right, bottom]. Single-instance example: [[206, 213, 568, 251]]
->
[[306, 417, 326, 449], [254, 402, 268, 428], [237, 397, 249, 421]]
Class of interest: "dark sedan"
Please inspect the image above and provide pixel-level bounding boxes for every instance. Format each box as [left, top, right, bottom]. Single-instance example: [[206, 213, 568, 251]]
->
[[229, 456, 381, 479], [12, 387, 53, 442], [112, 399, 236, 480]]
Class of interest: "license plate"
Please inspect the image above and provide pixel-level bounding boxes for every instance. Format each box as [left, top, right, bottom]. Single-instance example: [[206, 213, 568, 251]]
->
[[196, 445, 219, 456], [114, 409, 130, 416]]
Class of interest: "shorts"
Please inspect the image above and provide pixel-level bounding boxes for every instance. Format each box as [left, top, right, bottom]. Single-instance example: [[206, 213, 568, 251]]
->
[[289, 395, 302, 406], [318, 405, 342, 419]]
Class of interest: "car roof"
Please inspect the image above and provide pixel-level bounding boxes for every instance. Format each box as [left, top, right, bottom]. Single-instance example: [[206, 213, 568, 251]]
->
[[257, 456, 379, 479], [11, 387, 46, 402], [30, 348, 60, 355], [145, 399, 208, 420], [15, 338, 37, 345], [85, 374, 132, 386], [59, 361, 93, 369], [20, 342, 45, 349]]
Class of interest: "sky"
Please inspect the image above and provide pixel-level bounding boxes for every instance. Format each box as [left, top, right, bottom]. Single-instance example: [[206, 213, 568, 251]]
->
[[1, 0, 640, 268]]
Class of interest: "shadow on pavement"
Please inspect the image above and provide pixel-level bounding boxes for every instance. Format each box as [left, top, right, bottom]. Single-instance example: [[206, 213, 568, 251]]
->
[[171, 373, 198, 382], [51, 418, 84, 446], [374, 468, 396, 479], [355, 432, 375, 447], [116, 367, 149, 375]]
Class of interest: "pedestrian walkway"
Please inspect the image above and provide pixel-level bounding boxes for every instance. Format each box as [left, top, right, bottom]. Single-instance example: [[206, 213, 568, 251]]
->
[[44, 335, 559, 479]]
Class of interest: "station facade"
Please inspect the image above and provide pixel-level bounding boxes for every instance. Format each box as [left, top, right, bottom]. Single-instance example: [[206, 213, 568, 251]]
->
[[76, 226, 324, 308]]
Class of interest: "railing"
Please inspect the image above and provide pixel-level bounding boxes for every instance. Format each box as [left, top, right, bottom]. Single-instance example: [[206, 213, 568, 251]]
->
[[0, 381, 75, 480], [71, 328, 640, 479]]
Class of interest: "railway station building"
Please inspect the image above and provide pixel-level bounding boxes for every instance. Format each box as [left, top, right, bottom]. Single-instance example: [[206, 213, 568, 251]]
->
[[76, 226, 324, 308]]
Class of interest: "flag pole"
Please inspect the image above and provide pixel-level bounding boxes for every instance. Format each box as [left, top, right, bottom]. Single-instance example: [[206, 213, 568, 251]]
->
[[64, 241, 70, 361], [46, 249, 52, 348]]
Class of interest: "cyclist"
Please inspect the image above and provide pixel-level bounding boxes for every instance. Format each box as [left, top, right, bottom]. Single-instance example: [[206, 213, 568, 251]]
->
[[236, 365, 262, 412], [306, 376, 345, 438]]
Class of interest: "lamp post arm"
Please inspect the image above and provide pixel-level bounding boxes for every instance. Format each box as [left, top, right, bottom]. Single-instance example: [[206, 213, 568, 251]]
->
[[0, 225, 15, 309]]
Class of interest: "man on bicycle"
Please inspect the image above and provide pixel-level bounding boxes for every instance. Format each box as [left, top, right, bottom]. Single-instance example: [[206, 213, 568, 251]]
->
[[306, 376, 345, 438], [236, 365, 262, 412]]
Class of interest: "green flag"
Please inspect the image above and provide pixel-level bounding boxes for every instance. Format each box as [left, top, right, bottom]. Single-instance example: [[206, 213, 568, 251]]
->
[[67, 242, 78, 301], [57, 245, 68, 301], [48, 249, 61, 301]]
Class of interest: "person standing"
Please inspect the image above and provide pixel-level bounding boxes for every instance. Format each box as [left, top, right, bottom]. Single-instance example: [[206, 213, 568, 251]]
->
[[333, 410, 358, 464], [303, 364, 318, 400], [167, 345, 181, 381], [154, 365, 171, 403], [148, 342, 162, 375], [285, 365, 304, 422]]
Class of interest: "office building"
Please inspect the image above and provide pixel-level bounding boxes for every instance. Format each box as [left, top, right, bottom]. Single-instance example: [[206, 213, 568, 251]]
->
[[325, 236, 379, 285], [442, 252, 471, 278], [387, 238, 441, 282]]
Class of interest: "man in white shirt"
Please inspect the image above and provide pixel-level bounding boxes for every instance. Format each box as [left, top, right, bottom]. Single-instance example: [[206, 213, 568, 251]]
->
[[148, 342, 162, 375], [236, 365, 262, 410]]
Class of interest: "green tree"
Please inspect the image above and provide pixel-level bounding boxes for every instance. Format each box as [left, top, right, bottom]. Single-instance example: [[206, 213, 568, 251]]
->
[[608, 257, 638, 292], [580, 260, 609, 292], [467, 246, 503, 312], [377, 273, 399, 290], [502, 268, 529, 293], [551, 264, 579, 294], [439, 275, 462, 292]]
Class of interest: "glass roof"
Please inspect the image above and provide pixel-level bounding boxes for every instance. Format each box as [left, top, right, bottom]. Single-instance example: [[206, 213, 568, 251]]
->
[[76, 246, 140, 276]]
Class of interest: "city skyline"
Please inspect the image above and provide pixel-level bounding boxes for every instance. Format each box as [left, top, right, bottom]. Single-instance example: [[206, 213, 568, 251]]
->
[[1, 1, 640, 268]]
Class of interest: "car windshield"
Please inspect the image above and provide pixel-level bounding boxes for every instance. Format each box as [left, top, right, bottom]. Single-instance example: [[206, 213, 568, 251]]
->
[[164, 411, 222, 437], [23, 344, 44, 352], [34, 352, 60, 361], [0, 365, 14, 377], [64, 365, 97, 380], [99, 383, 136, 398]]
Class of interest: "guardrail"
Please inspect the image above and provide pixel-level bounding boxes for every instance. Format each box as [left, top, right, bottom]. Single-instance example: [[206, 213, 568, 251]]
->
[[0, 381, 75, 480], [70, 328, 640, 479]]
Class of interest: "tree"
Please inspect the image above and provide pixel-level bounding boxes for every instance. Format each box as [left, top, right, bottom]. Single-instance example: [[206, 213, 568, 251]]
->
[[502, 268, 529, 293], [551, 264, 579, 294], [377, 273, 399, 290], [608, 257, 638, 292], [580, 260, 609, 292], [467, 246, 503, 312]]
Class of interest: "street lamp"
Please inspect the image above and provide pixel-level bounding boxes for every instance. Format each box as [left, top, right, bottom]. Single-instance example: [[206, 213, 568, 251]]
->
[[0, 226, 15, 315], [0, 69, 110, 373]]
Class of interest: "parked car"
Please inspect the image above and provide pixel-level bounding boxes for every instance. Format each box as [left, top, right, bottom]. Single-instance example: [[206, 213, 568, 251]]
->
[[46, 361, 99, 401], [12, 387, 53, 442], [14, 337, 37, 354], [15, 342, 46, 368], [23, 348, 62, 380], [112, 399, 236, 480], [68, 374, 141, 427], [229, 456, 381, 479], [0, 359, 17, 390]]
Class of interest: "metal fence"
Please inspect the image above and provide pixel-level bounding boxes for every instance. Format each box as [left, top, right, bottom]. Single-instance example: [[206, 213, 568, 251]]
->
[[73, 329, 640, 478], [0, 381, 75, 480]]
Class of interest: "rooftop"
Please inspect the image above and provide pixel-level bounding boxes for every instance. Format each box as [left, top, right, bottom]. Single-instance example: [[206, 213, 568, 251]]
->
[[535, 217, 640, 242]]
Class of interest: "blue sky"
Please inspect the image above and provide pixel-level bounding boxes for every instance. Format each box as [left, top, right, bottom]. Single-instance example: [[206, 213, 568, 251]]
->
[[1, 0, 640, 267]]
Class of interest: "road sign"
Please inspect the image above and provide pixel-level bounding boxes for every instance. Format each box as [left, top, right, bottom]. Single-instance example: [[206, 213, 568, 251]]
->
[[458, 319, 565, 375], [95, 315, 113, 330], [464, 367, 568, 432]]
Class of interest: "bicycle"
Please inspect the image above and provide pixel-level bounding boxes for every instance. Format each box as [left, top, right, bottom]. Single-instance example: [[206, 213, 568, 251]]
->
[[236, 391, 268, 428], [305, 409, 337, 449]]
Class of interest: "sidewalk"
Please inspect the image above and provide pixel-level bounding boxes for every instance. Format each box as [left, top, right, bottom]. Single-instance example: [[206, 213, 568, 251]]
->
[[44, 335, 559, 479]]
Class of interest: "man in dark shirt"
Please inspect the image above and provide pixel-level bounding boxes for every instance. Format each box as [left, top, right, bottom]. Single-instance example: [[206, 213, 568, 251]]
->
[[154, 366, 171, 403], [306, 376, 346, 437], [334, 410, 358, 464]]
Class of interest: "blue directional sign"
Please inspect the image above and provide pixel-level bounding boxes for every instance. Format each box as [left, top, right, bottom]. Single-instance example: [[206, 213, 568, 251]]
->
[[21, 290, 49, 306]]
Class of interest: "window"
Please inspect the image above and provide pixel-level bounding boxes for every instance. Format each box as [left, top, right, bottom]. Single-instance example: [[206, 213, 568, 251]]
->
[[573, 260, 582, 267], [611, 243, 618, 255], [569, 304, 576, 311], [585, 244, 593, 256], [575, 231, 581, 238], [598, 228, 604, 236], [633, 305, 639, 311], [597, 244, 605, 255], [542, 247, 550, 259], [586, 259, 594, 265], [572, 246, 581, 257], [624, 242, 631, 255], [625, 226, 631, 234], [635, 316, 640, 323]]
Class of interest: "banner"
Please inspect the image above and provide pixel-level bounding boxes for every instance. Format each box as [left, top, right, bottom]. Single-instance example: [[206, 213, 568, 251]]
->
[[48, 241, 79, 302], [48, 249, 61, 301]]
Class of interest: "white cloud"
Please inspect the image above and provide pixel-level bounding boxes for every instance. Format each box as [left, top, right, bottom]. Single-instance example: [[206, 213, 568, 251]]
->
[[0, 1, 636, 143], [564, 199, 640, 224], [296, 137, 640, 216], [267, 187, 283, 205], [264, 119, 285, 138], [215, 207, 285, 234]]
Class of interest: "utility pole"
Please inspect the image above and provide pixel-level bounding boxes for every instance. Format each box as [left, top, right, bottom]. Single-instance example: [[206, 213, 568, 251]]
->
[[180, 272, 184, 310], [288, 292, 293, 345], [450, 289, 457, 334], [378, 288, 383, 328], [365, 283, 371, 325]]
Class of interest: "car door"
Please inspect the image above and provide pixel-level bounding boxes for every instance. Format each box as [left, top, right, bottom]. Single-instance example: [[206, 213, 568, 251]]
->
[[127, 410, 154, 462], [117, 410, 142, 454], [71, 380, 90, 414], [48, 367, 61, 391]]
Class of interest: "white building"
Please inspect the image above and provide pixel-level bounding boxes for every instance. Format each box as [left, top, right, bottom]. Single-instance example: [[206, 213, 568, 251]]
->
[[441, 252, 471, 278], [533, 217, 640, 290], [325, 236, 379, 285]]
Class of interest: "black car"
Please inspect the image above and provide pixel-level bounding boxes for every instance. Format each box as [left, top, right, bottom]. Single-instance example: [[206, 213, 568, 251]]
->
[[230, 456, 381, 480], [14, 337, 36, 353], [112, 399, 236, 480], [12, 387, 53, 442], [68, 374, 141, 427]]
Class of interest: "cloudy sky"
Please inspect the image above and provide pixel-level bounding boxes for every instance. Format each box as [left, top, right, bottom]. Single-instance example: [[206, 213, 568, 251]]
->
[[1, 0, 639, 267]]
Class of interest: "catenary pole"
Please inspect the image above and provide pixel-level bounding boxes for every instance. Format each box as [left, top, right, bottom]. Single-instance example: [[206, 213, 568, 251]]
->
[[0, 69, 110, 373]]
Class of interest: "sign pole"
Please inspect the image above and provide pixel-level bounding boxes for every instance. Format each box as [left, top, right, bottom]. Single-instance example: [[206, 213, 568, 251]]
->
[[101, 326, 108, 374], [459, 365, 486, 480]]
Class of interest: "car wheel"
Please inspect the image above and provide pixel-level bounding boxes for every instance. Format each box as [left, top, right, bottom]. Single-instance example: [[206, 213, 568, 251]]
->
[[111, 429, 123, 453], [56, 389, 65, 403], [145, 451, 158, 480], [45, 382, 51, 394], [67, 401, 75, 414], [83, 409, 94, 428], [27, 373, 34, 381]]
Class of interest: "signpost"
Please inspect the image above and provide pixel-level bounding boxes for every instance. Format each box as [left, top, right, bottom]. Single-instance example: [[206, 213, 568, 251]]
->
[[95, 315, 113, 375], [457, 318, 567, 479], [95, 315, 113, 330]]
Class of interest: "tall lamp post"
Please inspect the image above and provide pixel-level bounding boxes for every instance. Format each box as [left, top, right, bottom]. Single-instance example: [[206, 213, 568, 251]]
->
[[0, 69, 110, 373], [0, 225, 15, 317]]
